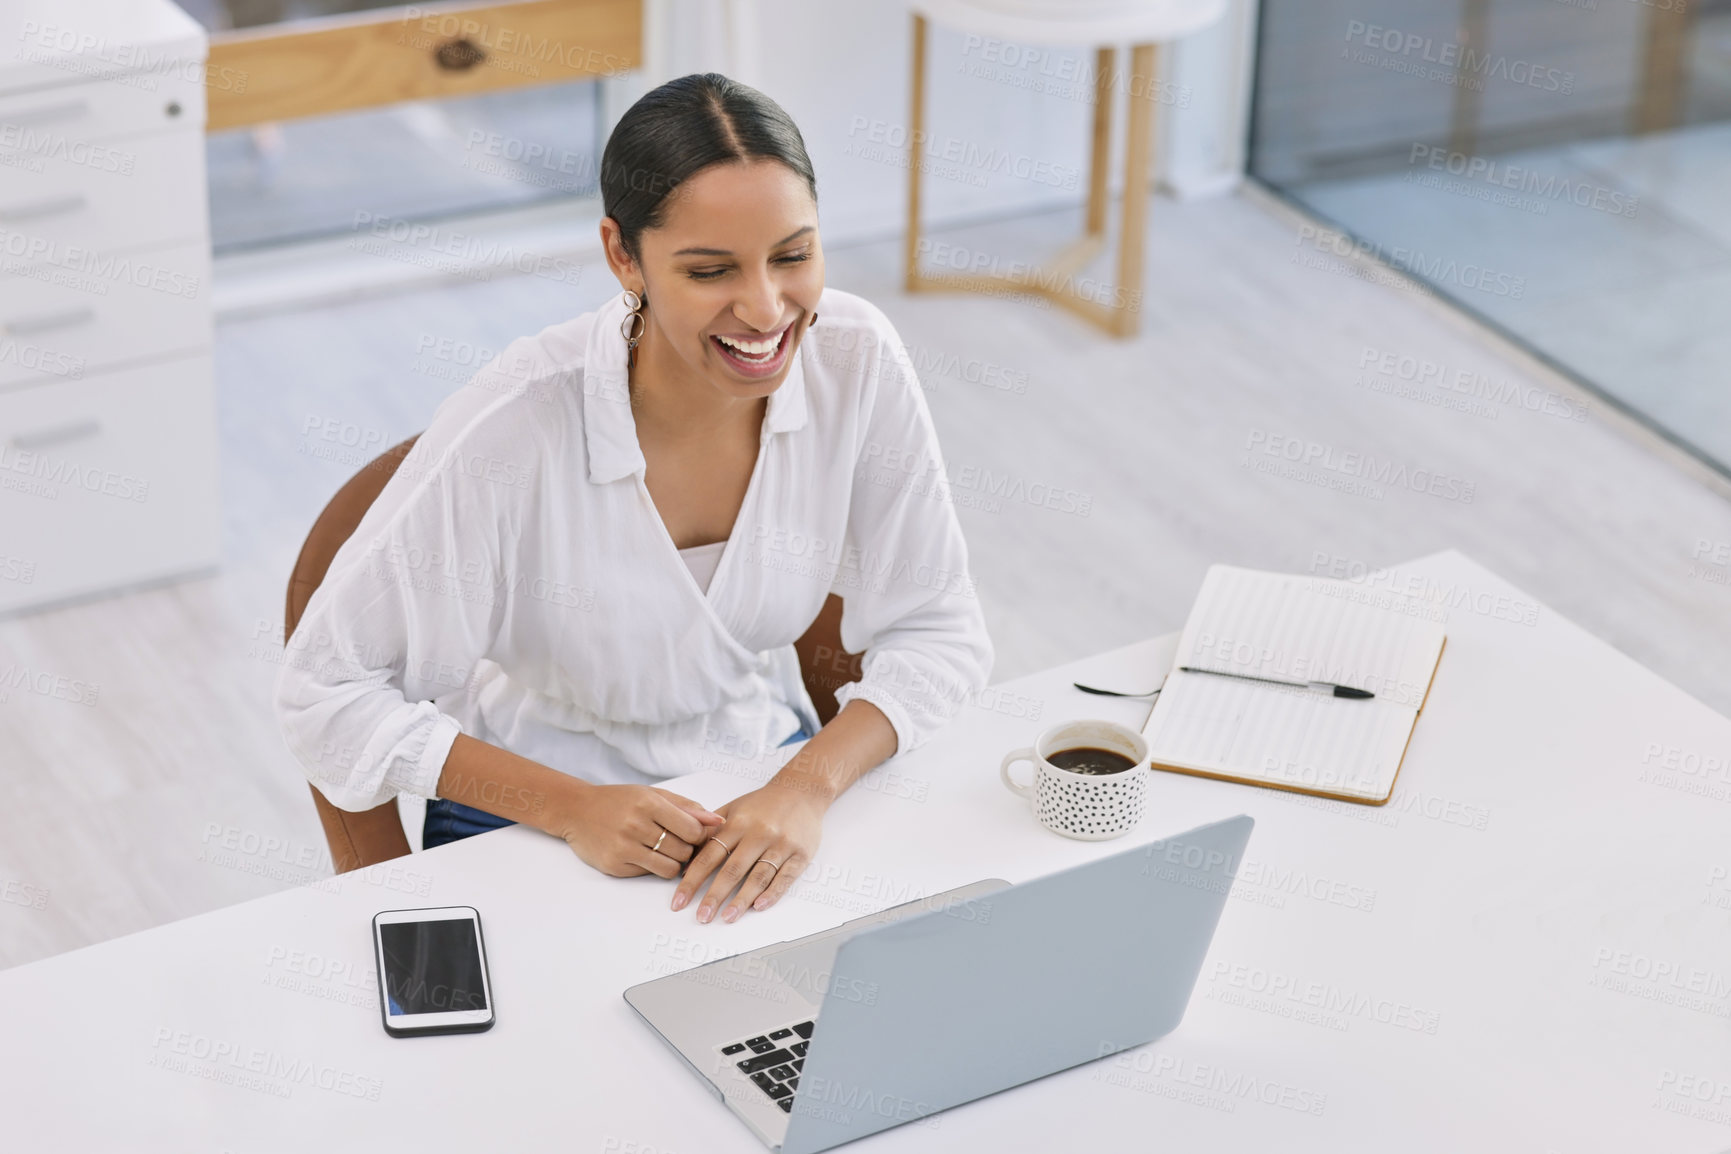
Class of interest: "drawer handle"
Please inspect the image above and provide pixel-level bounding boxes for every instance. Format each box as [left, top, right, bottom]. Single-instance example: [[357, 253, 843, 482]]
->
[[3, 307, 96, 336], [0, 194, 88, 223], [435, 37, 487, 70], [2, 98, 90, 127], [10, 418, 101, 451]]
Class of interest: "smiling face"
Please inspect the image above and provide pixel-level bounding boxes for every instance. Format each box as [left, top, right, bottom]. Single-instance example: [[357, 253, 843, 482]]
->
[[601, 159, 824, 402]]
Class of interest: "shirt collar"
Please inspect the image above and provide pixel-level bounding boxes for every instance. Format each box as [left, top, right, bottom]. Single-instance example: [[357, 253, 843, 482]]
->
[[583, 290, 811, 485]]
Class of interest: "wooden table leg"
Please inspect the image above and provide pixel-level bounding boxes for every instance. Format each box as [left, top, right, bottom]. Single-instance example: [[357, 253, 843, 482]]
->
[[1086, 46, 1114, 237], [902, 24, 1157, 338], [1634, 1, 1695, 134], [1113, 42, 1158, 337], [1448, 0, 1489, 160], [905, 13, 928, 293]]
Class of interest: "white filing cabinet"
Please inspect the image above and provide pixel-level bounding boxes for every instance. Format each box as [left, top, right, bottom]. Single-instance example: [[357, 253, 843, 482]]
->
[[0, 0, 219, 614]]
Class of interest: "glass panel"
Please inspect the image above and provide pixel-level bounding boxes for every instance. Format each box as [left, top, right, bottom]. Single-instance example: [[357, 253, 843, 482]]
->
[[181, 2, 604, 252], [204, 81, 601, 252], [1251, 0, 1731, 477], [180, 1, 411, 32]]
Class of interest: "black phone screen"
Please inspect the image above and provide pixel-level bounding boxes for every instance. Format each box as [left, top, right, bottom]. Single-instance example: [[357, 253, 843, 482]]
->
[[378, 918, 489, 1015]]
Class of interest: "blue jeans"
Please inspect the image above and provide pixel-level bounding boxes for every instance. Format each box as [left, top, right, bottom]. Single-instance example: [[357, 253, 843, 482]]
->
[[422, 721, 813, 850]]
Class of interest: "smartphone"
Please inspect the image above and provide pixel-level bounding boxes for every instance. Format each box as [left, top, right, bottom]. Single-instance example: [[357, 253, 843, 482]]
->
[[371, 906, 496, 1037]]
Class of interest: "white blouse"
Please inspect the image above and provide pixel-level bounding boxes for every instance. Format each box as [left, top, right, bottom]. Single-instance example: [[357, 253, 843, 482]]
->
[[274, 287, 994, 811]]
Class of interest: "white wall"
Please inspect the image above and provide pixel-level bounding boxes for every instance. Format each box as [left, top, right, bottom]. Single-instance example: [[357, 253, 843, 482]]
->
[[1163, 0, 1259, 199]]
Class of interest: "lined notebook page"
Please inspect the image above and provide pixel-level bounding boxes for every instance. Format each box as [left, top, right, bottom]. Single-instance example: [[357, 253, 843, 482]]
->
[[1142, 566, 1446, 803], [1144, 674, 1420, 800], [1178, 566, 1445, 708]]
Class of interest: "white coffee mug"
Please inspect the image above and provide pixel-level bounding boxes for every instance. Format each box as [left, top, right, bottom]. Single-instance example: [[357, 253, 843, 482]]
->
[[1000, 719, 1152, 841]]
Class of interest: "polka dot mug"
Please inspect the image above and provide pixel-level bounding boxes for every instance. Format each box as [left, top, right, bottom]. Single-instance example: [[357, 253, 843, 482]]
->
[[1000, 719, 1152, 841]]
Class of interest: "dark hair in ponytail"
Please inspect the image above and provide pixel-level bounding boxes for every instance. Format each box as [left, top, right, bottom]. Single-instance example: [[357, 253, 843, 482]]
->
[[601, 73, 817, 261]]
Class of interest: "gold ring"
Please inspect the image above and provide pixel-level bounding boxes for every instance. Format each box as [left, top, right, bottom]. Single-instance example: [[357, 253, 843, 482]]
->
[[651, 829, 668, 854], [706, 836, 732, 853], [757, 857, 782, 874]]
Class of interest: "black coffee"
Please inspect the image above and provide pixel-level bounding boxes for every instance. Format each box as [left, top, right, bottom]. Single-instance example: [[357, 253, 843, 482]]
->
[[1047, 746, 1136, 775]]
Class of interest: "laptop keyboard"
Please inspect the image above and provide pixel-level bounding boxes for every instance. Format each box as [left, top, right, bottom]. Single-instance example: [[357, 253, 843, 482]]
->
[[718, 1019, 814, 1113]]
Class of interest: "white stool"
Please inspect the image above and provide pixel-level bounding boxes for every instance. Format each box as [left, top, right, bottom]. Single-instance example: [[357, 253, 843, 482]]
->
[[905, 0, 1227, 337]]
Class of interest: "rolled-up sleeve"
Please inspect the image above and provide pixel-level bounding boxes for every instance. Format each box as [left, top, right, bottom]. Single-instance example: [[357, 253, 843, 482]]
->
[[828, 321, 994, 754], [273, 395, 529, 811]]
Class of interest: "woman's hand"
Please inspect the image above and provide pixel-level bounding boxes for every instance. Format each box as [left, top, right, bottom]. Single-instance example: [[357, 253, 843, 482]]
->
[[554, 782, 725, 879], [672, 781, 829, 923], [673, 701, 899, 923]]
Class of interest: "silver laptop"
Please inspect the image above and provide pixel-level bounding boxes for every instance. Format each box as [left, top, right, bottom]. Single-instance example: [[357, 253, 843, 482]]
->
[[624, 813, 1254, 1154]]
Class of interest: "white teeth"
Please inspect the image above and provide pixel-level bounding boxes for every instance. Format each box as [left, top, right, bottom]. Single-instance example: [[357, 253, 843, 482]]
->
[[716, 331, 781, 358]]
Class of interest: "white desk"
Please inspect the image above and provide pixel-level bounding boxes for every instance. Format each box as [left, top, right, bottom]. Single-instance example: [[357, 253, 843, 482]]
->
[[3, 551, 1729, 1151]]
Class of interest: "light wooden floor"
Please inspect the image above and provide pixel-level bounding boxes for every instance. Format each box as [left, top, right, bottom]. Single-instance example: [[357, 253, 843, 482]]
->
[[2, 188, 1728, 971]]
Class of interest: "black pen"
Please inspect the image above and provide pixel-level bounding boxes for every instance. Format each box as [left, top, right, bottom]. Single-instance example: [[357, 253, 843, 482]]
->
[[1177, 666, 1375, 699]]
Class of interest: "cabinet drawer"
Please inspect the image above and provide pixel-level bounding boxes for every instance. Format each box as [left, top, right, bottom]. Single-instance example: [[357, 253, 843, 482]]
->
[[0, 353, 219, 615], [0, 238, 210, 388], [0, 68, 205, 144], [0, 127, 206, 259]]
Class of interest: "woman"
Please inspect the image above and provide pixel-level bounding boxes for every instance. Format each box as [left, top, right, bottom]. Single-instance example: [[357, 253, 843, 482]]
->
[[275, 73, 992, 926]]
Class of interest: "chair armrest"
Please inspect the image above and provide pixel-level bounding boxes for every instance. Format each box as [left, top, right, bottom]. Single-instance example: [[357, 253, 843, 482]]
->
[[308, 784, 412, 874], [794, 594, 865, 726]]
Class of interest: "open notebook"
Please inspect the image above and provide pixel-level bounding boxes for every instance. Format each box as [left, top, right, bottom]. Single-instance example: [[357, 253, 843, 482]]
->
[[1140, 565, 1447, 804]]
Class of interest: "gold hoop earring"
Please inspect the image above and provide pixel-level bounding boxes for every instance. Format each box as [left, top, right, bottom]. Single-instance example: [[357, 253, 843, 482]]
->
[[621, 289, 646, 368]]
